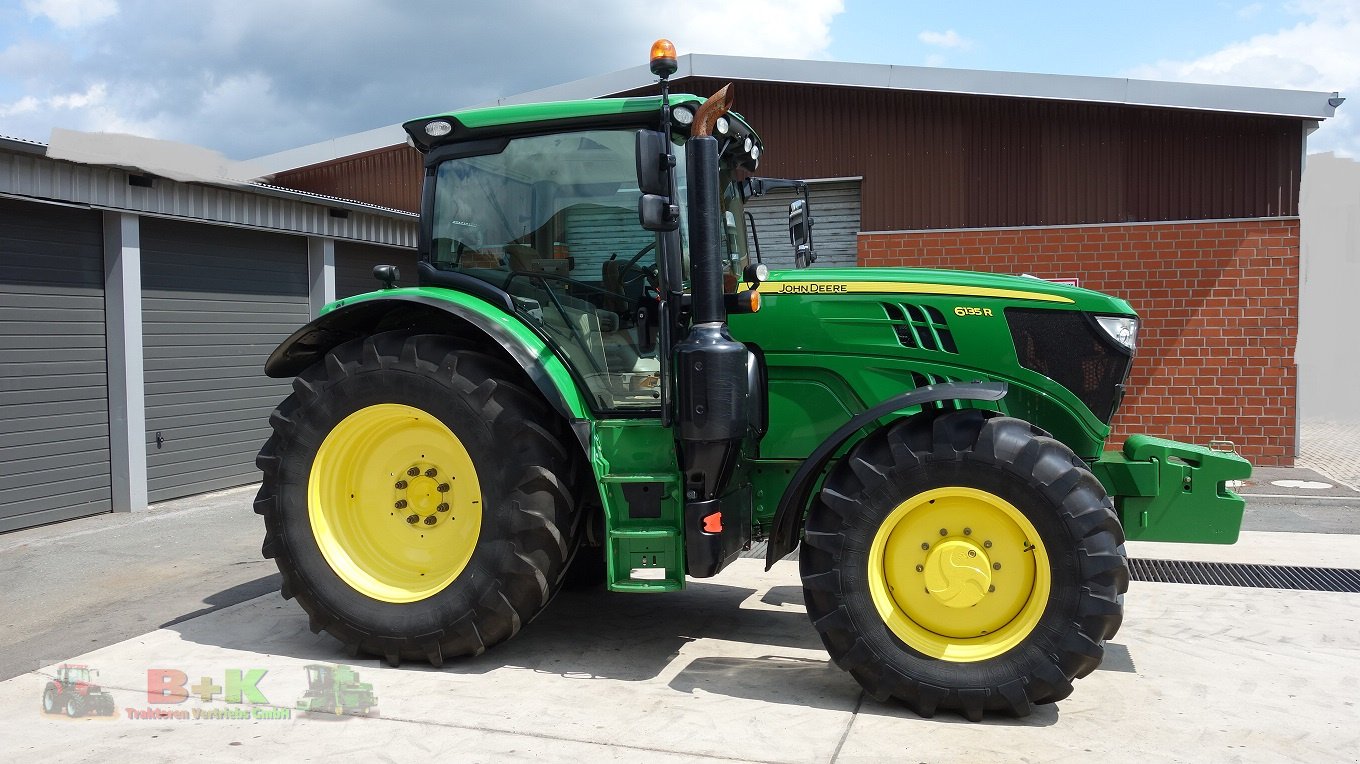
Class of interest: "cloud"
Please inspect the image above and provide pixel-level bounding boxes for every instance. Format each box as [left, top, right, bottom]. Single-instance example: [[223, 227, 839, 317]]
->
[[23, 0, 117, 29], [1, 83, 103, 118], [1128, 0, 1359, 156], [0, 0, 844, 158], [917, 29, 972, 50]]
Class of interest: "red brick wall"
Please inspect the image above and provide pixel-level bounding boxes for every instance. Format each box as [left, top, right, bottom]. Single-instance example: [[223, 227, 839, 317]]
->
[[859, 219, 1299, 466]]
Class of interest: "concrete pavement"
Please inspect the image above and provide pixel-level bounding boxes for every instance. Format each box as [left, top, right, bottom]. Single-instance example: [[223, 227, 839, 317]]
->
[[2, 546, 1358, 762], [0, 485, 276, 683], [2, 453, 1359, 762]]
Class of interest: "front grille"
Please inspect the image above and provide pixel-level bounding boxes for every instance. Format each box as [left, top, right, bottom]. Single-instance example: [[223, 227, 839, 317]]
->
[[883, 303, 958, 353], [1006, 308, 1132, 423]]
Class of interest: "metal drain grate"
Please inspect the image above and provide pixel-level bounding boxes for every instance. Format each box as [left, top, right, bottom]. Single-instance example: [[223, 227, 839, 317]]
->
[[1130, 558, 1360, 593], [746, 543, 1360, 593]]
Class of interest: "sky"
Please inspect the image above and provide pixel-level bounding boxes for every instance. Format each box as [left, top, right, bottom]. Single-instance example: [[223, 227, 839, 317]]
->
[[0, 0, 1356, 161]]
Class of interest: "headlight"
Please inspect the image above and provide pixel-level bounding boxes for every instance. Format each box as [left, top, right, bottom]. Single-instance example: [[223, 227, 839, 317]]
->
[[424, 120, 452, 137], [1095, 316, 1139, 352], [671, 105, 695, 126]]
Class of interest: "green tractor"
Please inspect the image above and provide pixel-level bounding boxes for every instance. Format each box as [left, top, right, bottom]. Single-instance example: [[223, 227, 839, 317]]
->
[[296, 664, 377, 717], [256, 41, 1250, 720]]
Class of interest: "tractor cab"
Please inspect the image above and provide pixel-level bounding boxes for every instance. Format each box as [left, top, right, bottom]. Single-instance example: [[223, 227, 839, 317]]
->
[[56, 665, 93, 684], [411, 98, 763, 412]]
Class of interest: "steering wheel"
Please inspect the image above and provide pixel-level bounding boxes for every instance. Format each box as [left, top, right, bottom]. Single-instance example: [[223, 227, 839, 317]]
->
[[618, 241, 658, 286]]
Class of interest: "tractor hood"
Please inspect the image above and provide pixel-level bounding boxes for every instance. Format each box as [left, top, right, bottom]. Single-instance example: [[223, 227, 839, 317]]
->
[[757, 267, 1134, 316]]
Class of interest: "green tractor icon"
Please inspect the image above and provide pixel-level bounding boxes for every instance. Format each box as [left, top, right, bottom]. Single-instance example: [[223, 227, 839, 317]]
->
[[296, 664, 377, 717], [41, 664, 116, 717]]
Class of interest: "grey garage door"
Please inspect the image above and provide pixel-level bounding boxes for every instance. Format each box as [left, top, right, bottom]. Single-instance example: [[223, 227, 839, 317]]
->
[[0, 198, 111, 532], [141, 219, 309, 502], [336, 241, 419, 298], [745, 179, 861, 269]]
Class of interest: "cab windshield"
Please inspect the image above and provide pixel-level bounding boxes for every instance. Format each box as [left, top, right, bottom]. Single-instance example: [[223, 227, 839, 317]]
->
[[428, 127, 748, 412]]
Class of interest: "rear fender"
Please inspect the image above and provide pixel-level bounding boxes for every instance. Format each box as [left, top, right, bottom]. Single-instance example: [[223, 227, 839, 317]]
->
[[263, 292, 591, 423]]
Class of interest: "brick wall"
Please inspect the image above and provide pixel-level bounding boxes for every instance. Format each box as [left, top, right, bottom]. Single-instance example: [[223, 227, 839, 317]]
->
[[859, 219, 1300, 466]]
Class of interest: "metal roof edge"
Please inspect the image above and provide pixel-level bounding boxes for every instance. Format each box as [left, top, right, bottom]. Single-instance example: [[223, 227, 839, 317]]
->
[[253, 53, 1340, 174], [252, 123, 409, 176], [1, 134, 49, 156], [0, 137, 415, 223], [245, 182, 417, 219], [681, 54, 1338, 120]]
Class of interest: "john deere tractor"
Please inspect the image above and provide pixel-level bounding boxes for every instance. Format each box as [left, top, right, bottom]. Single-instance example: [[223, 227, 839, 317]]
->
[[296, 664, 377, 717], [256, 41, 1250, 720]]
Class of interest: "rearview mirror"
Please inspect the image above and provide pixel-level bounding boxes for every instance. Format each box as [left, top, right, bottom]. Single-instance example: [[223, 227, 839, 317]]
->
[[639, 194, 679, 232], [635, 130, 672, 196], [789, 199, 809, 247]]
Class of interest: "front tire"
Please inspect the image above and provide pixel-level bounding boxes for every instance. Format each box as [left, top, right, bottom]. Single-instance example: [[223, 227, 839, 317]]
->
[[255, 331, 579, 667], [800, 409, 1128, 720]]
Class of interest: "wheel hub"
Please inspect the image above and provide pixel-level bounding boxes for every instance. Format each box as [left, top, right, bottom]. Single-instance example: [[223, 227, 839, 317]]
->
[[867, 486, 1050, 662], [922, 538, 992, 608], [395, 466, 451, 526]]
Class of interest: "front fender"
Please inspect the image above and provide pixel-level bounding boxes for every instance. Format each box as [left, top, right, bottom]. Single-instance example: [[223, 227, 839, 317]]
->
[[764, 381, 1008, 567], [263, 290, 591, 421]]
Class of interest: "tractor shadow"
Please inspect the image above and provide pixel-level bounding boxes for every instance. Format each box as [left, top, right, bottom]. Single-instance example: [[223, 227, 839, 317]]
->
[[160, 574, 1111, 725], [165, 578, 825, 681]]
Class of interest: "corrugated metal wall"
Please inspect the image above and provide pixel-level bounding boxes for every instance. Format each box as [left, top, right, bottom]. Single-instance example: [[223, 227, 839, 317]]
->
[[618, 79, 1305, 230], [274, 145, 423, 213], [270, 78, 1304, 231], [745, 180, 861, 268], [0, 150, 418, 247]]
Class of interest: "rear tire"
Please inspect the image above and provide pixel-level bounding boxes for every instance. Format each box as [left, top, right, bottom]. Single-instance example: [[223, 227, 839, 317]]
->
[[800, 409, 1128, 720], [255, 331, 580, 666]]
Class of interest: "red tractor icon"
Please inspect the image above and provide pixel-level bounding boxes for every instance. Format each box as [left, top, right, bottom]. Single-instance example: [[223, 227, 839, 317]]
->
[[41, 664, 116, 717]]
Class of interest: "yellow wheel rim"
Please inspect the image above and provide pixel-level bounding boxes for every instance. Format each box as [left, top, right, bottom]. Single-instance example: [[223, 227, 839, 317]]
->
[[867, 486, 1050, 662], [308, 403, 482, 603]]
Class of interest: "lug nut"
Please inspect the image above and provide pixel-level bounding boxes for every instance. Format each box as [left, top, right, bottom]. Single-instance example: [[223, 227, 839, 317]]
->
[[920, 542, 930, 551], [437, 483, 450, 493], [967, 550, 977, 558], [963, 528, 972, 535], [915, 564, 924, 573], [988, 585, 996, 593], [395, 499, 407, 509], [939, 528, 948, 536], [423, 516, 437, 526], [395, 480, 408, 490], [983, 540, 993, 548], [437, 502, 450, 513], [992, 562, 1001, 570], [425, 468, 438, 478], [407, 467, 420, 477], [405, 514, 419, 524]]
